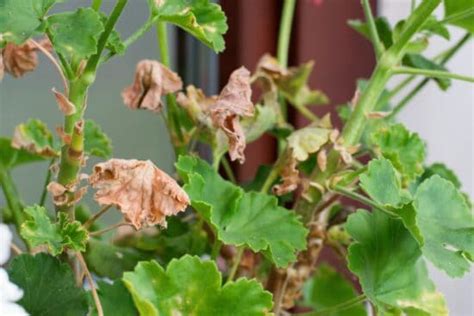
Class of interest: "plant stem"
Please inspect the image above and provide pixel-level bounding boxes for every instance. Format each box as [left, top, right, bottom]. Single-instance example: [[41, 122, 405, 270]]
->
[[83, 205, 112, 229], [277, 0, 296, 69], [89, 221, 130, 237], [260, 153, 286, 194], [361, 0, 384, 59], [211, 240, 222, 260], [77, 252, 103, 316], [389, 32, 471, 118], [333, 185, 398, 217], [39, 159, 55, 206], [0, 168, 25, 232], [91, 0, 103, 11], [393, 66, 474, 83], [156, 21, 185, 154], [302, 294, 367, 316], [293, 103, 319, 122], [221, 157, 237, 183], [226, 247, 244, 283]]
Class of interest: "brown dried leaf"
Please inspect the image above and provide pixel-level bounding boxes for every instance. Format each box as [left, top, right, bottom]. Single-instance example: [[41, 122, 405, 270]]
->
[[52, 88, 76, 115], [47, 181, 68, 206], [121, 60, 182, 112], [2, 40, 39, 77], [273, 154, 299, 196], [176, 85, 217, 124], [210, 67, 254, 163], [89, 159, 189, 229], [255, 54, 287, 78]]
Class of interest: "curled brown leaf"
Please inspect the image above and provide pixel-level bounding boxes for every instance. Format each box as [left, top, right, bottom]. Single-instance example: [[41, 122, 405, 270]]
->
[[52, 88, 76, 115], [210, 67, 254, 163], [1, 38, 50, 78], [89, 159, 189, 229], [176, 85, 217, 125], [273, 154, 300, 196], [121, 60, 182, 112]]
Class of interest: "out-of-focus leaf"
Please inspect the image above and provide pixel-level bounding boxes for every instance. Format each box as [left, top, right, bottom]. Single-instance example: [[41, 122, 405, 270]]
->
[[12, 119, 59, 157], [123, 255, 273, 316], [0, 137, 45, 169], [403, 54, 451, 90], [242, 104, 278, 143], [287, 127, 331, 162], [99, 12, 125, 55], [444, 0, 474, 33], [420, 162, 461, 188], [84, 119, 112, 158], [8, 253, 89, 316], [91, 280, 138, 316], [421, 16, 451, 40], [176, 155, 308, 267], [348, 17, 393, 49]]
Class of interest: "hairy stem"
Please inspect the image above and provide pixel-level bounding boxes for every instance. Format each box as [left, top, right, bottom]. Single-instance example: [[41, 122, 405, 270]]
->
[[393, 66, 474, 83], [83, 205, 112, 229], [89, 221, 130, 237], [361, 0, 384, 59]]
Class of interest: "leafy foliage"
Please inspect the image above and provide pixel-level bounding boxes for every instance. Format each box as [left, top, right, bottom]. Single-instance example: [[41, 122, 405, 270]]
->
[[420, 162, 461, 188], [84, 119, 113, 158], [0, 137, 45, 169], [303, 264, 366, 316], [403, 53, 451, 90], [346, 210, 447, 315], [176, 155, 308, 267], [8, 253, 89, 316], [13, 119, 59, 157], [91, 280, 139, 316], [47, 8, 104, 60], [20, 205, 88, 255], [150, 0, 228, 52], [444, 0, 474, 33], [123, 255, 273, 316]]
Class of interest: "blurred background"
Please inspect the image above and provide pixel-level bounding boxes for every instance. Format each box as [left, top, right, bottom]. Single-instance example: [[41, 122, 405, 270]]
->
[[1, 0, 472, 314]]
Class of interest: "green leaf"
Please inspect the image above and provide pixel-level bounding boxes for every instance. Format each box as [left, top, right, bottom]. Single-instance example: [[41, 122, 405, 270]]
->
[[176, 155, 307, 267], [47, 8, 104, 60], [99, 12, 125, 55], [444, 0, 474, 33], [152, 0, 228, 52], [242, 104, 278, 143], [287, 127, 331, 161], [414, 175, 474, 277], [303, 264, 366, 316], [420, 162, 461, 189], [20, 205, 88, 255], [84, 119, 112, 158], [421, 16, 451, 40], [91, 280, 139, 316], [359, 158, 410, 208], [348, 17, 393, 49], [370, 123, 425, 185], [123, 255, 273, 316], [85, 238, 153, 279], [346, 210, 447, 315], [8, 253, 89, 316], [403, 54, 451, 90], [0, 137, 45, 169], [0, 0, 62, 45], [275, 61, 329, 108], [12, 119, 59, 157]]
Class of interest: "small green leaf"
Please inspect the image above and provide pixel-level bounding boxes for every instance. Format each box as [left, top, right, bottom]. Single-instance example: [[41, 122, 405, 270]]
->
[[370, 123, 425, 185], [84, 119, 112, 158], [420, 162, 461, 189], [151, 0, 228, 52], [359, 158, 410, 208], [20, 205, 88, 255], [47, 8, 104, 60], [85, 238, 153, 279], [348, 17, 393, 49], [403, 54, 451, 90], [0, 0, 63, 45], [275, 61, 329, 108], [91, 280, 139, 316], [303, 264, 366, 316], [444, 0, 474, 33], [176, 155, 308, 267], [346, 210, 447, 315], [0, 137, 44, 169], [8, 253, 89, 316], [123, 255, 273, 316], [12, 119, 59, 157], [414, 176, 474, 277], [421, 16, 451, 40], [287, 127, 331, 161], [242, 104, 278, 143], [99, 12, 125, 55]]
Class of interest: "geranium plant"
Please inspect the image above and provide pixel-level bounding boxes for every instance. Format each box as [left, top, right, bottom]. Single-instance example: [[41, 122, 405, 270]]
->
[[0, 0, 473, 315]]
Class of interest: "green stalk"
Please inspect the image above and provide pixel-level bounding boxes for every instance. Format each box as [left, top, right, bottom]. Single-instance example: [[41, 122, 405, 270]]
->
[[156, 21, 185, 155], [226, 247, 244, 283], [389, 32, 471, 118], [393, 66, 474, 83], [0, 168, 25, 232], [221, 157, 237, 184], [91, 0, 103, 11], [361, 0, 384, 59], [277, 0, 296, 69], [39, 159, 55, 206]]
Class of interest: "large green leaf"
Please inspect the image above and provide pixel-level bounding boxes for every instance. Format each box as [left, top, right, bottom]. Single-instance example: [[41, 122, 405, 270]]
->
[[20, 205, 88, 255], [176, 155, 307, 267], [84, 119, 112, 158], [123, 255, 273, 316], [359, 158, 410, 208], [403, 54, 451, 90], [420, 162, 461, 189], [47, 8, 104, 60], [413, 175, 474, 277], [8, 253, 89, 316], [0, 0, 62, 45], [370, 123, 425, 185], [346, 210, 447, 315], [444, 0, 474, 33], [303, 264, 366, 316], [151, 0, 228, 52], [91, 280, 139, 316], [0, 137, 45, 169]]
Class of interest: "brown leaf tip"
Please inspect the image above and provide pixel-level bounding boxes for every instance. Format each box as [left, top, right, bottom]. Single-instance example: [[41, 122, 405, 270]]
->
[[89, 159, 189, 229], [121, 60, 183, 112]]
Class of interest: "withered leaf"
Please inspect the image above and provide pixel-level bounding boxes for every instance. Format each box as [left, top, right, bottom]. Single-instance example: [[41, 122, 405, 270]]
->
[[210, 66, 254, 163], [1, 39, 50, 78], [52, 88, 76, 115], [89, 159, 189, 229], [121, 60, 183, 112], [273, 154, 300, 196], [176, 85, 217, 125]]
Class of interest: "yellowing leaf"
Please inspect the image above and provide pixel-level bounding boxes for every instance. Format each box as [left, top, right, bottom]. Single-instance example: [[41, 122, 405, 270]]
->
[[287, 127, 331, 161]]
